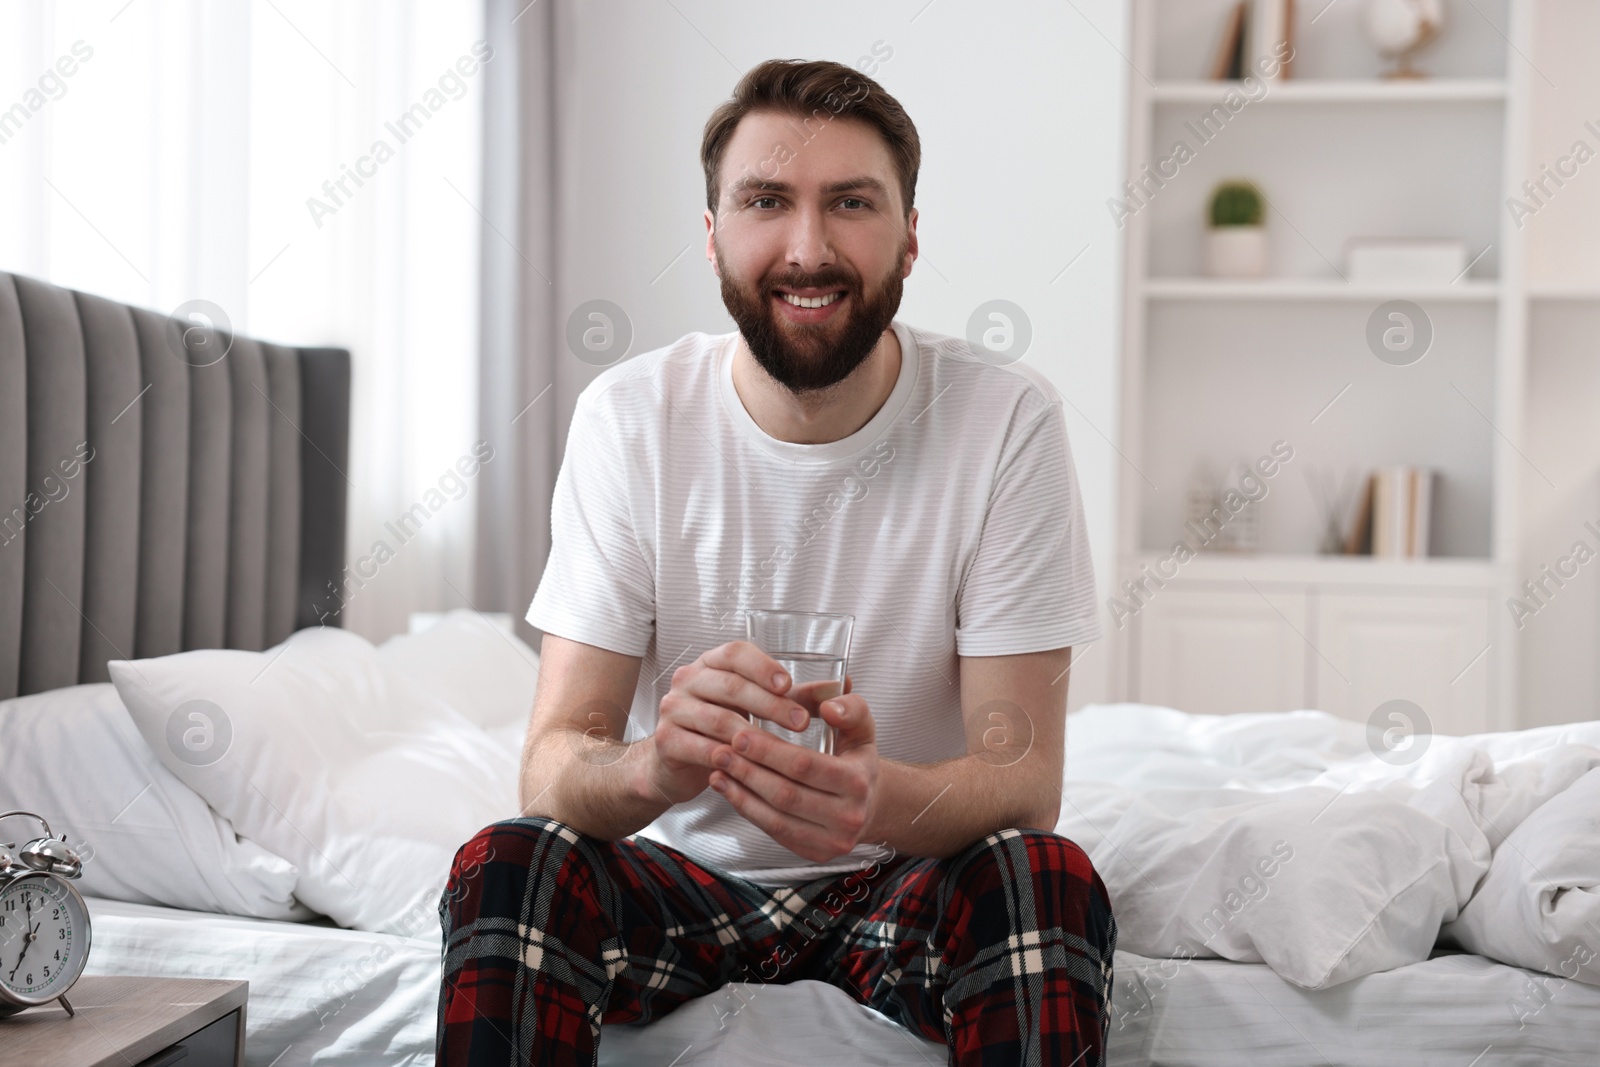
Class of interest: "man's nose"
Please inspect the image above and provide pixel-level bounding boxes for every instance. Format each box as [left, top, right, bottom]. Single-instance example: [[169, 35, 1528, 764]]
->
[[785, 205, 836, 273]]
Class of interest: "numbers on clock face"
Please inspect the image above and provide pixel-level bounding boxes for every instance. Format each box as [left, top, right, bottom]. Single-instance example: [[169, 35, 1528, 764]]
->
[[0, 877, 83, 1000]]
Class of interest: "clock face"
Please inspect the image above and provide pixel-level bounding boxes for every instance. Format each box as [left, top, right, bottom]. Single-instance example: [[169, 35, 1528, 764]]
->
[[0, 874, 90, 1006]]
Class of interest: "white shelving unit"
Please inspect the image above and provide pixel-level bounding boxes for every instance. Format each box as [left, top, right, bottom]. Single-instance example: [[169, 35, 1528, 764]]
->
[[1144, 279, 1501, 301], [1149, 79, 1508, 103], [1109, 0, 1599, 733], [1527, 282, 1600, 300]]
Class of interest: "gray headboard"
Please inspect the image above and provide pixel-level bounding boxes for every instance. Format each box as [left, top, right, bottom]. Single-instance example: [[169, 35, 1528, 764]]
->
[[0, 270, 351, 700]]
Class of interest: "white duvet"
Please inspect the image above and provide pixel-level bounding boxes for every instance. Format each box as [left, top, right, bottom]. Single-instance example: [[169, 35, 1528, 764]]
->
[[1058, 703, 1600, 989]]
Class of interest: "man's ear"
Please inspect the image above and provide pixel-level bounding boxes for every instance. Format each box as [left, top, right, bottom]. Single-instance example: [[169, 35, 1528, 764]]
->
[[901, 206, 919, 277], [704, 209, 721, 278]]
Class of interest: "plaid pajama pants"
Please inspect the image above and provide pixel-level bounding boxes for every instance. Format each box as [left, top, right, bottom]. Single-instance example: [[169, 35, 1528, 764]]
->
[[436, 816, 1116, 1066]]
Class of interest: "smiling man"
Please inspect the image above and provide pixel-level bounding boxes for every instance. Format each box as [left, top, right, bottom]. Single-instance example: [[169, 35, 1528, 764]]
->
[[438, 58, 1115, 1067]]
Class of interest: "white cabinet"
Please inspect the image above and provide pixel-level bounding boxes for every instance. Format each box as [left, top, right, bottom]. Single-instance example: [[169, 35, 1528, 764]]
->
[[1134, 588, 1309, 715], [1130, 575, 1495, 735], [1312, 592, 1491, 736]]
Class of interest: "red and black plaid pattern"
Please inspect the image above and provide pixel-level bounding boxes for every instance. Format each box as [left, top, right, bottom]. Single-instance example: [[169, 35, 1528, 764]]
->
[[436, 817, 1116, 1066]]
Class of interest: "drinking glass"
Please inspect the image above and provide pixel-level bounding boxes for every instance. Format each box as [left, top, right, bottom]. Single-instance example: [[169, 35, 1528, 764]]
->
[[742, 610, 854, 756]]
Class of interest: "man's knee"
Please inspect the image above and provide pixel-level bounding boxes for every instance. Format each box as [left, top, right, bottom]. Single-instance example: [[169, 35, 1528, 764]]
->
[[954, 830, 1110, 926], [956, 827, 1097, 885], [442, 816, 598, 912]]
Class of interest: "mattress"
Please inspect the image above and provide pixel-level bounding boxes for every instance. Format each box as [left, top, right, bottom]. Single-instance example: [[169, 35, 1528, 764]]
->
[[1109, 949, 1600, 1067], [84, 897, 441, 1067], [82, 897, 1600, 1066]]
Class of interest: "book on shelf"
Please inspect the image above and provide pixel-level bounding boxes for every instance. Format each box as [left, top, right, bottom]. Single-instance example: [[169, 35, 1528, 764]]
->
[[1348, 466, 1434, 558], [1249, 0, 1294, 81], [1209, 2, 1248, 80], [1209, 0, 1295, 82], [1343, 474, 1373, 555]]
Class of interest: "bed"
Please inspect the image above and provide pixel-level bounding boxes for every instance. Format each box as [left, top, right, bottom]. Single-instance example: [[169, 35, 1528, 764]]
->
[[80, 895, 1600, 1067], [67, 686, 1600, 1067], [4, 269, 1600, 1066]]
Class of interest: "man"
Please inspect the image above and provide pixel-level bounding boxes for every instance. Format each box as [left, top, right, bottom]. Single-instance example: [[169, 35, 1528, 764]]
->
[[438, 57, 1115, 1066]]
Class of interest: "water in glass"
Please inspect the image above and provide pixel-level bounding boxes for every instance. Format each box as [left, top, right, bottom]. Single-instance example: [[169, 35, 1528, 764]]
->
[[768, 650, 845, 755]]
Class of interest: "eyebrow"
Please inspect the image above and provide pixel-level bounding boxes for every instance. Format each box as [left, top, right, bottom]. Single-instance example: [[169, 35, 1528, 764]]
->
[[726, 175, 890, 200]]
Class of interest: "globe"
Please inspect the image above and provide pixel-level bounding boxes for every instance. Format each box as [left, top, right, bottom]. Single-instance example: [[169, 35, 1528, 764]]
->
[[1364, 0, 1445, 78]]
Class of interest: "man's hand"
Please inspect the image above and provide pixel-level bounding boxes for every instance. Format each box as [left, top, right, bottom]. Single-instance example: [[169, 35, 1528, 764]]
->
[[706, 677, 880, 864], [647, 641, 814, 805]]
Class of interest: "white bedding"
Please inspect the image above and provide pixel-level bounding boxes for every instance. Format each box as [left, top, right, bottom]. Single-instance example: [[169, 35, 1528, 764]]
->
[[1060, 704, 1600, 989], [85, 897, 1600, 1066], [63, 619, 1600, 1061]]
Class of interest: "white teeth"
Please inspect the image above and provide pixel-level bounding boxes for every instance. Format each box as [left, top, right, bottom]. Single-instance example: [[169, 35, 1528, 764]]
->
[[779, 291, 841, 309]]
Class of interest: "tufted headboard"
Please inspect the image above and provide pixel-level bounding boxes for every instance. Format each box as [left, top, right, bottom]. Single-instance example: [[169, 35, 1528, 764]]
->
[[0, 271, 351, 700]]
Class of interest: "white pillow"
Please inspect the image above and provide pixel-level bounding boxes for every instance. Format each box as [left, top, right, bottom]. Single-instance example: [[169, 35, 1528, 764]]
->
[[1057, 778, 1473, 989], [0, 683, 303, 919], [377, 609, 539, 732], [109, 626, 520, 933], [1444, 766, 1600, 987]]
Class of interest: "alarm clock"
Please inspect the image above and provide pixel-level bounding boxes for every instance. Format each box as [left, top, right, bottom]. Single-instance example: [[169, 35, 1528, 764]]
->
[[0, 811, 90, 1019]]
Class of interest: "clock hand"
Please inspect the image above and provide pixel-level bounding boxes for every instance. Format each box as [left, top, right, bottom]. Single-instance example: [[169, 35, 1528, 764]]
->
[[7, 922, 38, 981]]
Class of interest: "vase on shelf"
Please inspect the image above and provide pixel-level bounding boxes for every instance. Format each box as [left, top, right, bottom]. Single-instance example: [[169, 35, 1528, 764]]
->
[[1364, 0, 1445, 80], [1204, 180, 1267, 279]]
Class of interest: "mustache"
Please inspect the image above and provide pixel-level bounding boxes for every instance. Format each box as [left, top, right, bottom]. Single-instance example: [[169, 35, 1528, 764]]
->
[[764, 271, 858, 292]]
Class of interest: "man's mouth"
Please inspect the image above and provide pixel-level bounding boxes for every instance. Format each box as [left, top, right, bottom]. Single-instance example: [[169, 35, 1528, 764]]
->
[[774, 288, 847, 309]]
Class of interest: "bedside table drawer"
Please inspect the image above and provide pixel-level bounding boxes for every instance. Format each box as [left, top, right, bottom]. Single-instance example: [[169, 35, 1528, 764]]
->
[[131, 1008, 241, 1067]]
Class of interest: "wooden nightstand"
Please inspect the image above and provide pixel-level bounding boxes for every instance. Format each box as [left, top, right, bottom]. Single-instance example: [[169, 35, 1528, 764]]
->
[[0, 975, 247, 1067]]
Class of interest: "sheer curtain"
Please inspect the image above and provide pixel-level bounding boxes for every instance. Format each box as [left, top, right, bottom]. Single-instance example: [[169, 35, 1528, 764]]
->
[[0, 0, 485, 643], [473, 0, 557, 644]]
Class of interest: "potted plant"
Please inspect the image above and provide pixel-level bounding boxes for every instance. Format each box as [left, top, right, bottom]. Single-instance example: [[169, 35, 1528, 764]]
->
[[1205, 180, 1267, 278]]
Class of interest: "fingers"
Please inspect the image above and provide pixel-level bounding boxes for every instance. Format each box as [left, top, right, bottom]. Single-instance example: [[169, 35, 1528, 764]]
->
[[713, 727, 860, 797], [709, 770, 856, 863], [682, 642, 811, 730], [711, 752, 856, 828], [711, 749, 866, 838], [659, 695, 758, 752], [786, 677, 845, 715], [703, 640, 796, 697], [686, 670, 808, 730], [819, 693, 875, 754], [653, 707, 731, 769]]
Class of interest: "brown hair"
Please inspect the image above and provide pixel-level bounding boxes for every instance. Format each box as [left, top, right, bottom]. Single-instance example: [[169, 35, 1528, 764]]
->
[[701, 59, 920, 220]]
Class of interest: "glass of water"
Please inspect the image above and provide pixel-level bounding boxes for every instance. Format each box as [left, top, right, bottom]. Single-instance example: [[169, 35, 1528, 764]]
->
[[743, 610, 854, 756]]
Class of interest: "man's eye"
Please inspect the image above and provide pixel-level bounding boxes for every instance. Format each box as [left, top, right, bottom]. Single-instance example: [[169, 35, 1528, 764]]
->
[[751, 196, 780, 210], [839, 197, 869, 210]]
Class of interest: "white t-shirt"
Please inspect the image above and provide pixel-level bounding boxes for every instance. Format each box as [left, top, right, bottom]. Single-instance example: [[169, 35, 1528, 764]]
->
[[527, 318, 1100, 884]]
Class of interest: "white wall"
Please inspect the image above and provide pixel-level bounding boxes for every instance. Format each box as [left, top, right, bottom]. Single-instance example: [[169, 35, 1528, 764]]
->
[[549, 0, 1130, 707]]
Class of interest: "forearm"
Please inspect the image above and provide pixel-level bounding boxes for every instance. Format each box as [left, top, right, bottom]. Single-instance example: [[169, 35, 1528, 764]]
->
[[518, 729, 672, 841], [863, 754, 1060, 860]]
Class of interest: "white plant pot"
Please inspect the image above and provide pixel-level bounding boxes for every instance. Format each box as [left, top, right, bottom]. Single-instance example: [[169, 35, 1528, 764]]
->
[[1205, 226, 1267, 278]]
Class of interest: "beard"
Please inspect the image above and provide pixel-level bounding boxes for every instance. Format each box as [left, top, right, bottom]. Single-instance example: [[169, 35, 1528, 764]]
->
[[716, 233, 907, 395]]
